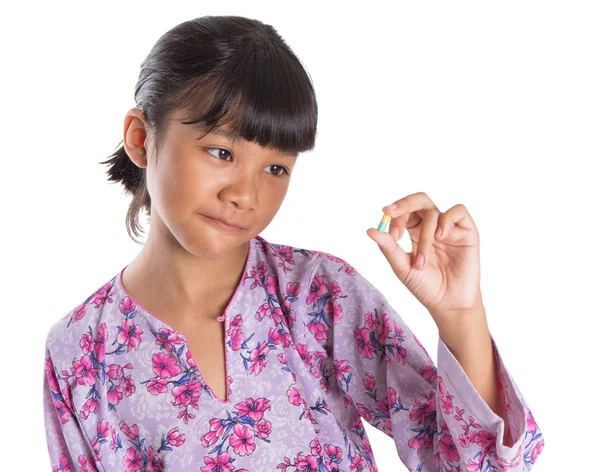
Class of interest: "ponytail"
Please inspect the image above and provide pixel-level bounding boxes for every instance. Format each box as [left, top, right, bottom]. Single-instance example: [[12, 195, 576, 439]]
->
[[98, 143, 151, 245]]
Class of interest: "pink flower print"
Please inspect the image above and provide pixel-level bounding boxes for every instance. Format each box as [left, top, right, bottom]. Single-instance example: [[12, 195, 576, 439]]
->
[[354, 327, 377, 360], [439, 419, 451, 436], [235, 397, 271, 422], [107, 384, 124, 406], [106, 364, 122, 381], [256, 302, 270, 321], [531, 439, 545, 462], [45, 358, 60, 391], [440, 390, 454, 415], [268, 328, 283, 346], [200, 452, 236, 472], [167, 427, 186, 447], [319, 377, 330, 394], [376, 313, 392, 344], [118, 318, 144, 352], [328, 281, 342, 298], [270, 306, 285, 325], [356, 403, 372, 422], [281, 298, 296, 319], [364, 312, 377, 330], [201, 418, 225, 447], [465, 459, 484, 472], [61, 384, 74, 413], [393, 323, 406, 343], [230, 314, 243, 329], [71, 304, 87, 323], [473, 430, 497, 455], [229, 424, 256, 456], [145, 446, 165, 472], [272, 244, 294, 264], [97, 323, 109, 342], [387, 387, 397, 407], [383, 418, 392, 433], [287, 385, 307, 408], [72, 355, 98, 386], [286, 281, 300, 297], [363, 372, 376, 391], [295, 453, 319, 471], [526, 407, 538, 433], [119, 295, 136, 316], [155, 328, 185, 352], [90, 436, 103, 462], [77, 455, 94, 472], [408, 432, 429, 452], [266, 275, 279, 296], [123, 447, 143, 472], [310, 438, 322, 456], [52, 452, 71, 472], [119, 421, 139, 441], [257, 261, 268, 278], [147, 378, 168, 395], [438, 434, 461, 462], [324, 299, 343, 324], [185, 349, 196, 368], [95, 323, 108, 364], [360, 436, 373, 456], [90, 282, 114, 308], [80, 332, 94, 354], [324, 444, 342, 461], [248, 342, 270, 375], [110, 426, 117, 450], [171, 379, 201, 408], [255, 418, 272, 439], [54, 401, 72, 425], [307, 274, 329, 306], [230, 329, 245, 351], [295, 343, 314, 369], [421, 364, 438, 384], [332, 359, 352, 381], [80, 398, 99, 420], [410, 392, 436, 424], [123, 377, 136, 397], [97, 419, 110, 439], [152, 353, 182, 379], [308, 320, 328, 343]]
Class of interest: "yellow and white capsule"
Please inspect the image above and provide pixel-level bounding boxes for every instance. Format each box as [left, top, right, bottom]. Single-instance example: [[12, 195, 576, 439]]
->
[[377, 213, 391, 232]]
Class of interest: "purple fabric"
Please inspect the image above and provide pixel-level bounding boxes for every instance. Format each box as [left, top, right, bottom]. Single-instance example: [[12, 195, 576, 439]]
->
[[43, 235, 544, 471]]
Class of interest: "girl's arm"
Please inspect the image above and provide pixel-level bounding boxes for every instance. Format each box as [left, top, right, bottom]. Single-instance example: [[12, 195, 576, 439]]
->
[[303, 253, 545, 471], [43, 347, 102, 471]]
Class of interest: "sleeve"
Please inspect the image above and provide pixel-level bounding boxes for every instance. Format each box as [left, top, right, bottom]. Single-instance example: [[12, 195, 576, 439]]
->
[[305, 253, 545, 472], [43, 344, 101, 472]]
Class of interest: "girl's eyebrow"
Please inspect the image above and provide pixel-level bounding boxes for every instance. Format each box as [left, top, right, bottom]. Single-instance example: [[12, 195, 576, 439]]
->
[[198, 127, 298, 159]]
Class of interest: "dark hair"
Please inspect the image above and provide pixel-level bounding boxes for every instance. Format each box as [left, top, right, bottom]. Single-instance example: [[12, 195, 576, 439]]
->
[[99, 15, 318, 244]]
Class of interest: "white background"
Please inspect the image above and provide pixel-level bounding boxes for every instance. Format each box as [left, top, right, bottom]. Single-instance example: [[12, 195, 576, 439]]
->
[[2, 1, 598, 470]]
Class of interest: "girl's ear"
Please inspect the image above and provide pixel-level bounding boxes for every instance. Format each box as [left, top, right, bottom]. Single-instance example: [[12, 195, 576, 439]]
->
[[123, 109, 149, 168]]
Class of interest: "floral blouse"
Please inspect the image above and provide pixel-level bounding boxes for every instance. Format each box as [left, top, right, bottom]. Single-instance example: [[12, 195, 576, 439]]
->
[[43, 234, 544, 471]]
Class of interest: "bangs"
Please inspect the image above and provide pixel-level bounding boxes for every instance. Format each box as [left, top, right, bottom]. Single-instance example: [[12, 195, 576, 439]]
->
[[167, 37, 318, 157]]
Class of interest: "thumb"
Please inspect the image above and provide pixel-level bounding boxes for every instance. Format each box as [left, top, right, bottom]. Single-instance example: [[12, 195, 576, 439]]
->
[[366, 228, 412, 281]]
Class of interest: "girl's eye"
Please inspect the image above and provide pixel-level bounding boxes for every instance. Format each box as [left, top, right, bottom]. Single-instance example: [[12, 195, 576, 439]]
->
[[265, 165, 289, 177], [206, 148, 289, 177], [206, 148, 232, 161]]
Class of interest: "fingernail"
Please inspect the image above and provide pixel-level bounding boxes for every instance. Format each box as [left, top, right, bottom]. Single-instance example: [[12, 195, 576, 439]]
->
[[416, 253, 425, 269]]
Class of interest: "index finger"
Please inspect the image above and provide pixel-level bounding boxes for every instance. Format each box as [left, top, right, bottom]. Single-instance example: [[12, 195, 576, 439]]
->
[[382, 191, 439, 217]]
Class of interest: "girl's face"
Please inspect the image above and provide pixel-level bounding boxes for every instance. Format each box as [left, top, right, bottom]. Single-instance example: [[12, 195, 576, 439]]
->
[[124, 107, 297, 257]]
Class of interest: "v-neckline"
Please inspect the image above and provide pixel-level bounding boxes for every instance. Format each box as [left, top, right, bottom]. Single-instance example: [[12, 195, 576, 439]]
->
[[114, 238, 254, 406]]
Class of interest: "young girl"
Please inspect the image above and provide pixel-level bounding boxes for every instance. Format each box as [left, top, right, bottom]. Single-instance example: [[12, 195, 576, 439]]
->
[[43, 15, 544, 472]]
